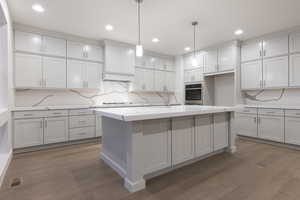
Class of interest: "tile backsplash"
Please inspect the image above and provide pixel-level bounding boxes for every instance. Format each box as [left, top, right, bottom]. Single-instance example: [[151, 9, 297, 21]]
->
[[15, 81, 179, 107]]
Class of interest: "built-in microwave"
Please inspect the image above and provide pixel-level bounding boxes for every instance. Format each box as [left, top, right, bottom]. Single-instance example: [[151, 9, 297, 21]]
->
[[185, 84, 202, 105]]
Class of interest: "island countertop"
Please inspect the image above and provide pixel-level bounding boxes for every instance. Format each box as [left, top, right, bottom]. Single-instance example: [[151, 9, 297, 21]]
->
[[94, 105, 235, 121]]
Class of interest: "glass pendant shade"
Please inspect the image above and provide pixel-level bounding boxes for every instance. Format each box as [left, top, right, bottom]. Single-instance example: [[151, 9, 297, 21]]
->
[[136, 44, 143, 57], [191, 57, 198, 67]]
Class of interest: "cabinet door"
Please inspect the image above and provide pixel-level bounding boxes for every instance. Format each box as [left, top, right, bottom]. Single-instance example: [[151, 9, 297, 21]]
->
[[44, 117, 68, 144], [67, 41, 84, 59], [86, 62, 102, 89], [134, 68, 154, 91], [86, 45, 103, 62], [289, 54, 300, 86], [235, 113, 257, 137], [241, 40, 262, 62], [195, 115, 213, 157], [290, 32, 300, 53], [203, 49, 218, 73], [14, 118, 43, 148], [258, 115, 284, 142], [213, 113, 228, 151], [263, 56, 288, 88], [43, 57, 66, 88], [263, 35, 288, 58], [218, 44, 236, 71], [183, 54, 193, 70], [154, 70, 165, 92], [67, 59, 85, 88], [43, 36, 66, 57], [96, 115, 102, 137], [241, 61, 262, 89], [15, 53, 43, 88], [135, 56, 147, 68], [172, 117, 195, 165], [285, 117, 300, 145], [141, 119, 171, 174], [14, 31, 42, 53], [165, 71, 175, 92], [164, 58, 175, 71], [184, 68, 203, 83]]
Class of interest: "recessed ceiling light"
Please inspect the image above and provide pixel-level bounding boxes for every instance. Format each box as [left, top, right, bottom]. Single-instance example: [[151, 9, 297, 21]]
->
[[235, 29, 244, 35], [184, 47, 191, 51], [105, 24, 114, 31], [152, 38, 159, 43], [32, 4, 45, 13]]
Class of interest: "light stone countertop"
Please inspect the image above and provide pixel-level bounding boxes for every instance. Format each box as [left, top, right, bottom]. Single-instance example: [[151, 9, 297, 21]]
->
[[237, 104, 300, 110], [94, 105, 235, 121]]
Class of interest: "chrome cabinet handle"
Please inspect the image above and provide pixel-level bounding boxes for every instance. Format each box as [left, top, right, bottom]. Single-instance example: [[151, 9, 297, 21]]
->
[[40, 121, 43, 128], [254, 117, 257, 123], [44, 120, 47, 128], [263, 50, 266, 57], [259, 50, 262, 57], [24, 114, 33, 116]]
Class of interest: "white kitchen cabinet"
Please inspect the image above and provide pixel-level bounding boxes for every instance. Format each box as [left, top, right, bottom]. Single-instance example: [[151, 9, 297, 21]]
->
[[96, 115, 102, 137], [285, 116, 300, 145], [15, 53, 43, 88], [263, 56, 288, 88], [241, 61, 262, 89], [195, 115, 213, 157], [203, 48, 218, 73], [104, 42, 135, 81], [184, 68, 203, 83], [67, 59, 101, 89], [235, 113, 258, 137], [69, 127, 95, 141], [133, 68, 154, 91], [43, 36, 66, 57], [165, 71, 175, 92], [67, 41, 85, 59], [218, 43, 236, 71], [154, 70, 165, 92], [290, 32, 300, 53], [258, 115, 284, 142], [289, 53, 300, 86], [172, 117, 195, 165], [145, 56, 158, 69], [142, 119, 171, 174], [67, 42, 102, 61], [85, 62, 102, 89], [44, 117, 68, 144], [263, 35, 288, 58], [15, 31, 42, 54], [67, 59, 85, 88], [14, 118, 44, 148], [135, 56, 147, 68], [85, 45, 103, 62], [162, 58, 175, 71], [241, 40, 262, 62], [213, 113, 228, 151], [43, 57, 66, 88]]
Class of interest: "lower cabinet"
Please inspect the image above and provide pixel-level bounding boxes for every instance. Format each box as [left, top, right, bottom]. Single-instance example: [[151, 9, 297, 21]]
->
[[44, 117, 69, 144], [285, 116, 300, 145], [69, 127, 95, 141], [172, 117, 195, 165], [235, 113, 258, 137], [258, 115, 284, 142], [195, 115, 213, 157], [213, 113, 229, 151], [142, 119, 172, 174], [14, 118, 44, 148]]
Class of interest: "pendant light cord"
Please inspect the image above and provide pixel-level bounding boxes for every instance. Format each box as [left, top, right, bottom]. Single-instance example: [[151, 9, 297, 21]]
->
[[137, 1, 141, 45], [193, 24, 196, 57]]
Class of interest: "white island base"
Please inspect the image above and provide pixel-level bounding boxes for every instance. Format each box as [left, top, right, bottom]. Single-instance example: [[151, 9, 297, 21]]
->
[[95, 106, 236, 192]]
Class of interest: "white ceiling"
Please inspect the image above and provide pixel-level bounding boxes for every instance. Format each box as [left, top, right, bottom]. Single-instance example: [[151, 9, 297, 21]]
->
[[7, 0, 300, 56]]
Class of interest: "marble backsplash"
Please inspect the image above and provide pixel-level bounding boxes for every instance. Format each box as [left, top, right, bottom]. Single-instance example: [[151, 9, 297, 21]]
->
[[15, 81, 180, 107]]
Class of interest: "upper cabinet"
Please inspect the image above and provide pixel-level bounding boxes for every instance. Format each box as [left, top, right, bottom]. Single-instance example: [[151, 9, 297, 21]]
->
[[218, 43, 237, 71], [241, 40, 262, 62], [135, 54, 175, 71], [103, 41, 135, 81], [263, 34, 288, 58], [290, 32, 300, 53], [203, 48, 218, 73], [67, 41, 103, 62], [15, 31, 66, 57]]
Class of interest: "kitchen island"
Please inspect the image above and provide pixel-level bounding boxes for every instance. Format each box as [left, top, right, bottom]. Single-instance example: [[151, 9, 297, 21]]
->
[[94, 105, 236, 192]]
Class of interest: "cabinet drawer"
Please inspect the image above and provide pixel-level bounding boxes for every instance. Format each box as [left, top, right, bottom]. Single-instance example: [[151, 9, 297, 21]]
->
[[236, 107, 257, 114], [258, 108, 284, 116], [285, 110, 300, 117], [69, 115, 95, 128], [46, 110, 68, 117], [69, 109, 94, 116], [14, 111, 46, 119], [69, 127, 95, 141]]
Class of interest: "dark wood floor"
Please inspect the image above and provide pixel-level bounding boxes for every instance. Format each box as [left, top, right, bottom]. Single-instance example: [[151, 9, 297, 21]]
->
[[1, 138, 300, 200]]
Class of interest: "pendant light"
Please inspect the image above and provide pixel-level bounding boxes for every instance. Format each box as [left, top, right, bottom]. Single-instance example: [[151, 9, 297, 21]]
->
[[191, 21, 198, 67], [136, 0, 143, 57]]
